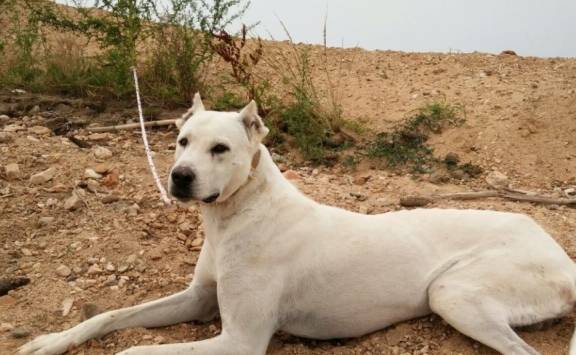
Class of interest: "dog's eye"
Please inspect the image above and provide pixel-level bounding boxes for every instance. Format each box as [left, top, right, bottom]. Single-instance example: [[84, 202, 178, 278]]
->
[[178, 137, 188, 147], [211, 144, 230, 155]]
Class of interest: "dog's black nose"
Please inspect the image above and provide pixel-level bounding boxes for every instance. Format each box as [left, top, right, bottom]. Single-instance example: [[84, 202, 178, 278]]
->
[[171, 166, 195, 187]]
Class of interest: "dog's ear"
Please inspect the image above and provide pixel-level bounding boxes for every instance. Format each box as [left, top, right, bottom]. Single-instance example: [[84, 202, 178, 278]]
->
[[239, 100, 269, 140], [175, 93, 205, 129]]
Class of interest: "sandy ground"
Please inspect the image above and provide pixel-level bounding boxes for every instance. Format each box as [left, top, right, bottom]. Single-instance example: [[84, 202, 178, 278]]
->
[[1, 46, 576, 355]]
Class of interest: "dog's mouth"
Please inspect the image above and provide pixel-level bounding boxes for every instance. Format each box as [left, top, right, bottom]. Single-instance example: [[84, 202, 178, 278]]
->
[[202, 193, 220, 204]]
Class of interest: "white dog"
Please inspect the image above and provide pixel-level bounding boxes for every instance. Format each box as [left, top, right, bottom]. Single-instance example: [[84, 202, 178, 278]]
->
[[19, 94, 576, 355]]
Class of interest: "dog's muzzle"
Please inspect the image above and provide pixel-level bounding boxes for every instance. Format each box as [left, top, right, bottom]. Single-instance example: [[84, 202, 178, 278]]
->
[[170, 166, 195, 201]]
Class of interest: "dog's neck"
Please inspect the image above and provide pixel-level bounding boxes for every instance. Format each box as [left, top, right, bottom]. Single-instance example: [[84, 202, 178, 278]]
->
[[199, 144, 300, 244]]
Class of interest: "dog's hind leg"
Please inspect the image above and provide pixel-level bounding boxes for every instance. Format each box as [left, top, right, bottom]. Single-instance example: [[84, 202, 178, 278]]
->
[[19, 245, 219, 355], [428, 258, 576, 355]]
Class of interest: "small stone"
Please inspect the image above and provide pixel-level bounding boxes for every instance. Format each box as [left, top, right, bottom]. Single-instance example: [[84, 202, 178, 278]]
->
[[486, 170, 509, 190], [353, 174, 371, 186], [85, 180, 100, 193], [400, 196, 433, 207], [87, 264, 102, 275], [101, 194, 120, 204], [127, 204, 140, 217], [0, 114, 10, 124], [103, 274, 117, 286], [126, 254, 137, 264], [105, 262, 115, 272], [190, 238, 203, 247], [564, 188, 575, 197], [12, 327, 30, 338], [178, 222, 195, 236], [149, 249, 162, 260], [500, 50, 517, 56], [81, 303, 102, 320], [0, 132, 14, 143], [64, 193, 82, 211], [283, 170, 299, 180], [450, 169, 467, 180], [29, 105, 40, 114], [93, 146, 113, 160], [0, 323, 14, 332], [444, 152, 460, 165], [3, 124, 25, 132], [94, 163, 112, 174], [428, 172, 449, 184], [5, 163, 20, 180], [56, 265, 72, 277], [28, 126, 51, 136], [37, 216, 55, 227], [21, 248, 32, 256], [350, 192, 368, 201], [61, 297, 74, 316], [84, 168, 102, 179], [30, 167, 56, 185]]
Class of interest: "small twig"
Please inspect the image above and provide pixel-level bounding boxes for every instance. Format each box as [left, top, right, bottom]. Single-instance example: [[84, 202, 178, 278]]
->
[[86, 119, 178, 133]]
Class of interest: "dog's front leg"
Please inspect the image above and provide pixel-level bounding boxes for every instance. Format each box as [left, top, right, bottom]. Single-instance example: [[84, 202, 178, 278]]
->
[[117, 271, 280, 355], [19, 245, 218, 355]]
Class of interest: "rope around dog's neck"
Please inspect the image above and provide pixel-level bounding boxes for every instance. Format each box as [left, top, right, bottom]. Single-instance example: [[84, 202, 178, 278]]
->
[[132, 67, 172, 206]]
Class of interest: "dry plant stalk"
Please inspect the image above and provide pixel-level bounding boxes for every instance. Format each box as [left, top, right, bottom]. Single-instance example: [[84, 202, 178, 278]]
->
[[210, 25, 263, 103]]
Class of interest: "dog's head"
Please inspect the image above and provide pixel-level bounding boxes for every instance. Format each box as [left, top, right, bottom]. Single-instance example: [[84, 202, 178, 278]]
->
[[169, 93, 269, 204]]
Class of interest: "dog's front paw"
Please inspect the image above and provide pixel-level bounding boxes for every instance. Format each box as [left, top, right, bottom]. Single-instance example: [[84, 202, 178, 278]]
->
[[17, 331, 76, 355]]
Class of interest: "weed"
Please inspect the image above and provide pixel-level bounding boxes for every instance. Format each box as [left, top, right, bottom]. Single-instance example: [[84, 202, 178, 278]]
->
[[367, 101, 464, 172], [212, 91, 246, 111]]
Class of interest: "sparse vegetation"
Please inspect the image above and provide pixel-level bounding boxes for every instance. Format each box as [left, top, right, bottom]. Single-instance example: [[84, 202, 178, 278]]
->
[[367, 101, 464, 172]]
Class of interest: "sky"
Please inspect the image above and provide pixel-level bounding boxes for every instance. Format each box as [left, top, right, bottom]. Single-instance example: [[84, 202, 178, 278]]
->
[[233, 0, 576, 58]]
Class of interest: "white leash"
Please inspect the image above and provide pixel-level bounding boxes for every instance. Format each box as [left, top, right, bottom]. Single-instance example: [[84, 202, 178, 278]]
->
[[132, 67, 172, 206]]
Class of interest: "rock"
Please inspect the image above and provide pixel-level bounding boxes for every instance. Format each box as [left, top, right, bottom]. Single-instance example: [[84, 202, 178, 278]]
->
[[28, 126, 51, 136], [126, 254, 137, 264], [30, 167, 56, 185], [56, 265, 72, 277], [564, 187, 575, 197], [37, 216, 55, 227], [93, 146, 113, 160], [81, 303, 102, 320], [64, 193, 82, 211], [127, 204, 140, 217], [87, 133, 111, 141], [399, 196, 433, 207], [283, 170, 299, 180], [0, 114, 10, 124], [0, 132, 14, 143], [21, 248, 32, 256], [353, 174, 371, 186], [149, 249, 163, 260], [486, 170, 509, 190], [428, 171, 449, 184], [85, 180, 100, 193], [5, 163, 20, 180], [3, 124, 25, 132], [450, 169, 467, 180], [87, 264, 102, 275], [93, 163, 112, 175], [0, 277, 30, 296], [350, 192, 368, 201], [12, 327, 30, 338], [105, 263, 115, 272], [29, 105, 40, 114], [101, 194, 120, 204], [444, 152, 460, 166], [500, 50, 517, 56], [0, 323, 14, 332], [178, 222, 195, 236], [191, 238, 203, 247], [61, 297, 74, 317], [84, 168, 102, 179]]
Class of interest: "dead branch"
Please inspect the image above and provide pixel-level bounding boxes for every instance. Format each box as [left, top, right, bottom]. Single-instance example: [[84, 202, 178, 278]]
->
[[86, 119, 177, 133], [401, 189, 576, 207]]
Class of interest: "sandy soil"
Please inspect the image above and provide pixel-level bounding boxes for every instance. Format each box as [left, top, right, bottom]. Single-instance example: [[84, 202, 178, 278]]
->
[[1, 46, 576, 355]]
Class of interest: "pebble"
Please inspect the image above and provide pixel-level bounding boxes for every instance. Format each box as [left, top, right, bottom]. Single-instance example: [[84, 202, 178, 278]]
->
[[444, 152, 460, 165], [94, 162, 112, 174], [5, 163, 20, 180], [0, 132, 14, 143], [28, 126, 51, 136], [127, 203, 140, 217], [101, 194, 120, 204], [21, 248, 32, 256], [190, 238, 204, 247], [353, 174, 371, 186], [400, 196, 433, 207], [87, 264, 102, 275], [12, 327, 30, 338], [64, 193, 83, 211], [3, 124, 25, 132], [84, 168, 102, 179], [61, 297, 74, 316], [56, 265, 72, 277], [105, 262, 116, 272], [0, 322, 14, 332], [30, 167, 56, 185], [0, 114, 10, 124], [93, 146, 113, 160], [486, 170, 509, 190], [37, 216, 55, 227], [283, 170, 299, 180]]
